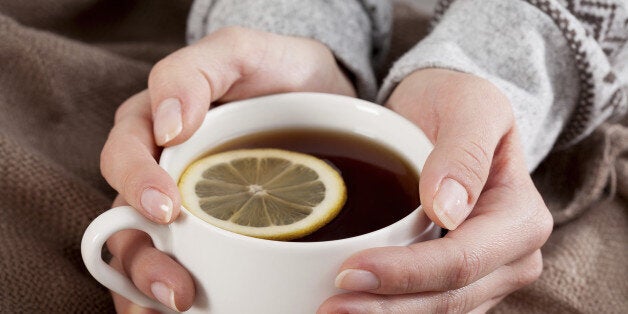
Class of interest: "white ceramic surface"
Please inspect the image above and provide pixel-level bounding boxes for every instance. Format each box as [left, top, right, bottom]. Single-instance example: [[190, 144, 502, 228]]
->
[[81, 93, 439, 313]]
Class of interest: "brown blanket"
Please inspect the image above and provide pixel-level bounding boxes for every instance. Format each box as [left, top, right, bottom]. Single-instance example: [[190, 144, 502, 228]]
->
[[0, 1, 626, 313]]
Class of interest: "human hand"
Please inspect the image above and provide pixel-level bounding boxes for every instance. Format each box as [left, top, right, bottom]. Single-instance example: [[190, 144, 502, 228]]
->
[[319, 69, 553, 313], [99, 27, 356, 313]]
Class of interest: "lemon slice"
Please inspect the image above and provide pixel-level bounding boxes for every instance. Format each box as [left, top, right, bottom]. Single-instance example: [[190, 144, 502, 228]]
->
[[178, 148, 347, 240]]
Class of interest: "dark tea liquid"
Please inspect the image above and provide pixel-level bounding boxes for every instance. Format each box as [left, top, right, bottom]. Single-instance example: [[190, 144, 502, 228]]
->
[[207, 128, 420, 242]]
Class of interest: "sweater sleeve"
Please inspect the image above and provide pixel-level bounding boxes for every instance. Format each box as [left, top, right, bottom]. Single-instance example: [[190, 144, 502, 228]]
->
[[378, 0, 628, 170], [186, 0, 392, 100]]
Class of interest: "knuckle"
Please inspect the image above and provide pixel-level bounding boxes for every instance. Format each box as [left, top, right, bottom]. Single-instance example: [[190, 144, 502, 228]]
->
[[465, 140, 492, 170], [454, 140, 491, 189], [513, 252, 544, 288], [113, 100, 135, 124], [435, 290, 466, 314], [203, 26, 266, 78], [526, 199, 554, 249], [99, 130, 120, 182], [396, 247, 421, 293], [512, 189, 554, 253], [148, 58, 175, 88], [537, 206, 554, 244], [100, 154, 111, 184], [451, 247, 482, 289], [148, 52, 194, 91], [107, 121, 128, 141], [99, 127, 132, 186], [209, 26, 259, 58], [450, 158, 483, 197], [119, 164, 146, 202], [112, 91, 150, 125]]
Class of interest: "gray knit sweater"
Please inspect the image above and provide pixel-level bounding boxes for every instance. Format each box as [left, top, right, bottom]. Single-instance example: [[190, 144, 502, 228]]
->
[[187, 0, 627, 170]]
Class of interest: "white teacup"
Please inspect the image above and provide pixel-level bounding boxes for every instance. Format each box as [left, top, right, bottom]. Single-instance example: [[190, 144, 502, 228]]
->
[[81, 92, 439, 313]]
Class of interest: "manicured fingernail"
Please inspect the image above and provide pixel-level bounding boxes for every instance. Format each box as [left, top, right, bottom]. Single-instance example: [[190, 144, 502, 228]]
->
[[151, 282, 179, 312], [141, 188, 173, 223], [433, 178, 469, 230], [335, 269, 380, 291], [154, 98, 182, 146]]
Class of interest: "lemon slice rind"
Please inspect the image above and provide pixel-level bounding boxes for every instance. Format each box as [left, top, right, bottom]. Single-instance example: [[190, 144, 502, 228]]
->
[[178, 149, 346, 240]]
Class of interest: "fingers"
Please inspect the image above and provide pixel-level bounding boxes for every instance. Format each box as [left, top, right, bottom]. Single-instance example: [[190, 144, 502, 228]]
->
[[109, 257, 161, 314], [320, 251, 542, 314], [334, 166, 552, 294], [107, 228, 195, 312], [148, 26, 355, 146], [386, 68, 515, 230], [101, 91, 181, 224], [467, 296, 506, 314]]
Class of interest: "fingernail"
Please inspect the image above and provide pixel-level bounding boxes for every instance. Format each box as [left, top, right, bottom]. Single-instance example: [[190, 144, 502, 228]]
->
[[335, 269, 380, 291], [151, 282, 180, 312], [141, 188, 173, 223], [154, 98, 182, 146], [433, 178, 469, 230]]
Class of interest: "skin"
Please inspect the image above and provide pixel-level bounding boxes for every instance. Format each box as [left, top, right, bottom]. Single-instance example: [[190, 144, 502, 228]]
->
[[318, 69, 553, 313], [100, 27, 553, 313]]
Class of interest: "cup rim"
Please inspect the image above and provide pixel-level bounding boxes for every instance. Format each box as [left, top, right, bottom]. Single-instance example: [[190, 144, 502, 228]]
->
[[160, 92, 434, 248]]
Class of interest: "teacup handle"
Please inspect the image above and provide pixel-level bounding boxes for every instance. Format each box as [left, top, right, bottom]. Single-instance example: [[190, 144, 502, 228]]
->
[[81, 206, 172, 312]]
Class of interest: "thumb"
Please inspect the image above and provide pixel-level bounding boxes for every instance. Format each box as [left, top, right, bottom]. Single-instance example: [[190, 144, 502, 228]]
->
[[387, 69, 514, 230], [147, 27, 261, 147], [148, 26, 355, 147]]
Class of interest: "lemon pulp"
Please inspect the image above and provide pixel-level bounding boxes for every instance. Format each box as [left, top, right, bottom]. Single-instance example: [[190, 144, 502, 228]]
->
[[178, 149, 347, 240]]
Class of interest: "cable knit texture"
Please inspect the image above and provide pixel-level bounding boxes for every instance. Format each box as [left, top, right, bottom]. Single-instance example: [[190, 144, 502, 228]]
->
[[380, 0, 627, 170]]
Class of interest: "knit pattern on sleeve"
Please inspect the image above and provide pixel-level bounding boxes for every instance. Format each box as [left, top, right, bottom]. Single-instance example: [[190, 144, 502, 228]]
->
[[435, 0, 628, 147]]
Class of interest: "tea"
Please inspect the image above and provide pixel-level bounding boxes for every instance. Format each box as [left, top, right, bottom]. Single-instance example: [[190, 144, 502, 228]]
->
[[200, 128, 420, 242]]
